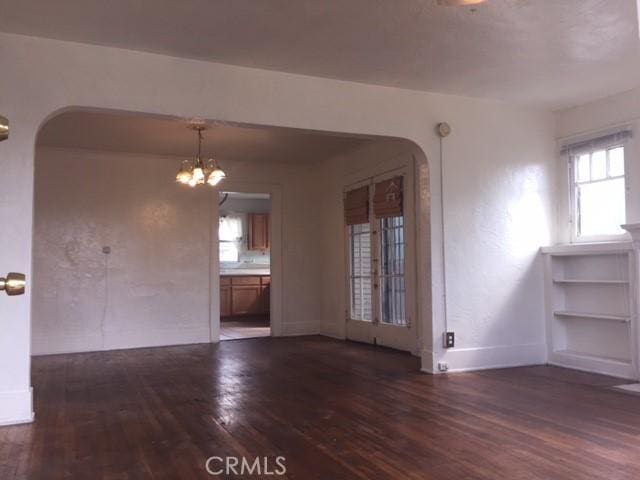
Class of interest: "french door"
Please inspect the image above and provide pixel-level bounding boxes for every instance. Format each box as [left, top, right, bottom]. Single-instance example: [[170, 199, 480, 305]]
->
[[345, 170, 417, 353]]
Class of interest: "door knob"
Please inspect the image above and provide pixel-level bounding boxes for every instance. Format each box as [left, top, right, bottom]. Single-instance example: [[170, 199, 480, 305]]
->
[[0, 115, 8, 142], [0, 272, 26, 296]]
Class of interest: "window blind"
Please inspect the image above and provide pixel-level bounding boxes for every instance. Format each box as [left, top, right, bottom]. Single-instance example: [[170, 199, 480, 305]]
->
[[374, 176, 403, 218], [344, 185, 369, 225], [560, 130, 632, 156]]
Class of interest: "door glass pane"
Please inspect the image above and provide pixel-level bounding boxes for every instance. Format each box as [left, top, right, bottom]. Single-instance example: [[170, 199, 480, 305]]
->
[[591, 150, 607, 180], [609, 147, 624, 177], [349, 223, 372, 321], [578, 177, 626, 237], [379, 216, 406, 326]]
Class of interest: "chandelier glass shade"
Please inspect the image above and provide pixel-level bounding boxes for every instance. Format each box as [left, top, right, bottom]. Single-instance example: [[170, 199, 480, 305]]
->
[[176, 126, 226, 187]]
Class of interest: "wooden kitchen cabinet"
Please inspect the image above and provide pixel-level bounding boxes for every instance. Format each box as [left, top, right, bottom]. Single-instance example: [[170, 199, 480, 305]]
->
[[248, 213, 270, 251], [221, 275, 270, 318], [260, 285, 270, 314], [231, 285, 263, 315], [220, 286, 232, 317]]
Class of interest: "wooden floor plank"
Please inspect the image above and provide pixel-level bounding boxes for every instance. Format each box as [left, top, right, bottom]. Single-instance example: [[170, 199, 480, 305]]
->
[[1, 336, 639, 479]]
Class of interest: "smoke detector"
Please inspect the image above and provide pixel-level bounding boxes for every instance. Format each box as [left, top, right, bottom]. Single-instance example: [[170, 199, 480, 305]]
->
[[436, 122, 452, 138]]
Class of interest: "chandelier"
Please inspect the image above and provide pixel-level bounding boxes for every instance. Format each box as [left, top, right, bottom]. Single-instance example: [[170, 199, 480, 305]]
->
[[175, 125, 226, 187]]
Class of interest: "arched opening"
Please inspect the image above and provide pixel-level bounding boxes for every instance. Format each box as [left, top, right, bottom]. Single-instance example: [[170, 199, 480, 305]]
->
[[31, 107, 432, 377]]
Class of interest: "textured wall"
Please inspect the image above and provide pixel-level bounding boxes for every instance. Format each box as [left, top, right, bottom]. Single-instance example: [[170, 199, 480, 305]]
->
[[33, 149, 213, 354], [319, 116, 555, 370], [0, 31, 555, 424], [33, 148, 320, 355]]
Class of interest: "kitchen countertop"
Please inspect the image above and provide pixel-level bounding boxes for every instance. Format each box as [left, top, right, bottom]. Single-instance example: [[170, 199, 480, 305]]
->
[[220, 269, 271, 276]]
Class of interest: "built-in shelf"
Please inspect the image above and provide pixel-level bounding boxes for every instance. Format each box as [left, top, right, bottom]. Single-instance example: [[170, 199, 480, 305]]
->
[[543, 243, 637, 379], [553, 310, 631, 323], [552, 279, 629, 285]]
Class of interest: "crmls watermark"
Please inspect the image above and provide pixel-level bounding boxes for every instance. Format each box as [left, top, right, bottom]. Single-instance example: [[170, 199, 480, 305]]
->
[[205, 456, 287, 476]]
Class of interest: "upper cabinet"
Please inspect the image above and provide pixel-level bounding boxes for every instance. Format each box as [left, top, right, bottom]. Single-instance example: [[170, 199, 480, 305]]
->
[[248, 213, 270, 251]]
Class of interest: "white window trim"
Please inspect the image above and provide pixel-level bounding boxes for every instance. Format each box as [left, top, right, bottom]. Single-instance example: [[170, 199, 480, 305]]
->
[[567, 138, 631, 244]]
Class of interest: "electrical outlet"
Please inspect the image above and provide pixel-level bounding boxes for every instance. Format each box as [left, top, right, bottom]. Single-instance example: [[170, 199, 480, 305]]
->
[[438, 362, 449, 372], [444, 331, 455, 348]]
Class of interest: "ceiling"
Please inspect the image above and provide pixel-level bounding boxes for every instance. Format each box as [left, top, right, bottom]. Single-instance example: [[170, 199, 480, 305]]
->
[[1, 0, 639, 109], [37, 111, 372, 163]]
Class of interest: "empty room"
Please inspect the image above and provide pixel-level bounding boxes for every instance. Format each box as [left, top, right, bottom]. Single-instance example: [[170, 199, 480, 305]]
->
[[1, 1, 640, 479]]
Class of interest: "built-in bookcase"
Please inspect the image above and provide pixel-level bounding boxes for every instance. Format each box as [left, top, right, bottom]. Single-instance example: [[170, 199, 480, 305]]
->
[[542, 242, 637, 379]]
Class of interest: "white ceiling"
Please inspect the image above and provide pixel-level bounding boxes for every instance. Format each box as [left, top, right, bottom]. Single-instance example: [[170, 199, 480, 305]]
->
[[2, 0, 639, 109], [37, 111, 372, 164]]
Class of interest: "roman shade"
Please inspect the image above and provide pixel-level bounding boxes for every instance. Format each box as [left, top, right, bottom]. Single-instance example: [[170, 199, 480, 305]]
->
[[560, 130, 632, 156], [374, 176, 403, 218], [344, 185, 369, 225]]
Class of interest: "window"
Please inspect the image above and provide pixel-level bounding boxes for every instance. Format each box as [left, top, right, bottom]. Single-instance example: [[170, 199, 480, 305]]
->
[[571, 144, 626, 240], [219, 216, 242, 262]]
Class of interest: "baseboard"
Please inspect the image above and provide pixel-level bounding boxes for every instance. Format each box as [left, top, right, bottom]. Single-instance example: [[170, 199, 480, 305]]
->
[[280, 321, 320, 337], [320, 332, 346, 341], [33, 326, 212, 356], [0, 387, 34, 426], [548, 350, 636, 380], [420, 348, 438, 374], [434, 342, 547, 373], [319, 324, 345, 340]]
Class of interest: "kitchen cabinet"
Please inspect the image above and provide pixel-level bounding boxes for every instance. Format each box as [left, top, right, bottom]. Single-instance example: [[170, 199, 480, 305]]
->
[[248, 213, 270, 251], [231, 285, 263, 315], [221, 275, 270, 318], [220, 276, 232, 316], [220, 286, 232, 317]]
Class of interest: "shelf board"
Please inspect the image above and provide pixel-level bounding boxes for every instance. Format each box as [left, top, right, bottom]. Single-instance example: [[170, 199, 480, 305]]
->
[[553, 310, 631, 323], [552, 279, 629, 285], [541, 242, 632, 256]]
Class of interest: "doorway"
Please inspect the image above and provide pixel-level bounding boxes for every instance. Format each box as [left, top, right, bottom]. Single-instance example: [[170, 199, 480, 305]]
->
[[218, 191, 272, 340], [344, 164, 418, 353]]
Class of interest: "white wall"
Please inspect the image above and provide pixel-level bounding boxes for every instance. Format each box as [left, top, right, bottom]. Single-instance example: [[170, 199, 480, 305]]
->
[[319, 128, 555, 371], [32, 147, 321, 355], [0, 31, 555, 424], [555, 87, 640, 242]]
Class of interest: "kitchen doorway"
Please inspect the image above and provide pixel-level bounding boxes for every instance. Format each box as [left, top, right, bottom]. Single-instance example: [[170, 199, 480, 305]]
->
[[218, 191, 272, 340]]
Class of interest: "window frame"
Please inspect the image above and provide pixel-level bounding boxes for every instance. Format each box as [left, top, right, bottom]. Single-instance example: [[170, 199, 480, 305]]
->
[[568, 142, 630, 243]]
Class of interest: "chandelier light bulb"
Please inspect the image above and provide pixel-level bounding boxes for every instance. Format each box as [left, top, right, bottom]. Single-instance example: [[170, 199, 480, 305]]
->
[[192, 166, 205, 183], [207, 168, 226, 186], [206, 158, 226, 186], [175, 160, 193, 184]]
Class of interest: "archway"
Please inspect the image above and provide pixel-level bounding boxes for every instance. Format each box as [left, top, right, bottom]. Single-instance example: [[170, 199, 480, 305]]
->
[[30, 108, 432, 372]]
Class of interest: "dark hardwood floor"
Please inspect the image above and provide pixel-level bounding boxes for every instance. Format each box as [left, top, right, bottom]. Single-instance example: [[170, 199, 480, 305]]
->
[[2, 336, 640, 479]]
